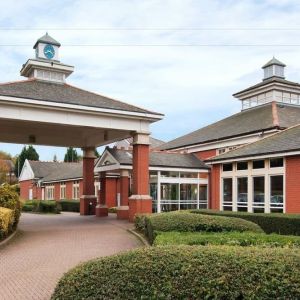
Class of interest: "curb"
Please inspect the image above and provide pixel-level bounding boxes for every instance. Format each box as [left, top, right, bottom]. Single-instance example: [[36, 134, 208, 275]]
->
[[0, 230, 18, 247], [127, 229, 150, 247]]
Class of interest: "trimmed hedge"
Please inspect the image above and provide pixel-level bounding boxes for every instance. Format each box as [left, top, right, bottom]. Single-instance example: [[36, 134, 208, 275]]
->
[[154, 231, 300, 248], [22, 200, 61, 214], [191, 209, 300, 235], [0, 184, 21, 230], [0, 207, 14, 241], [59, 200, 80, 212], [139, 212, 263, 244], [51, 246, 300, 299]]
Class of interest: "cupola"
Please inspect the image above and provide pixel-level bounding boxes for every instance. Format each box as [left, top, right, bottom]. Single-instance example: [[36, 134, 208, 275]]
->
[[262, 57, 286, 80], [20, 33, 74, 83]]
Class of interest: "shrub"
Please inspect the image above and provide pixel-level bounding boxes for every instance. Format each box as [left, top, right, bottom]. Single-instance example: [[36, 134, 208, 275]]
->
[[154, 231, 300, 248], [134, 213, 149, 232], [191, 209, 300, 235], [59, 200, 80, 212], [37, 201, 61, 214], [108, 207, 117, 213], [0, 207, 14, 241], [143, 212, 263, 244], [51, 246, 300, 299], [0, 184, 21, 230], [21, 200, 40, 212]]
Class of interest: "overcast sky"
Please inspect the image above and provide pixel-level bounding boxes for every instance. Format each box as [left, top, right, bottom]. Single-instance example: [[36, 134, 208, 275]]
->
[[1, 0, 300, 160]]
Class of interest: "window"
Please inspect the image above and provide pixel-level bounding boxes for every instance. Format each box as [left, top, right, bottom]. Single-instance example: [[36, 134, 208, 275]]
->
[[270, 175, 284, 213], [253, 176, 265, 212], [160, 171, 179, 178], [180, 172, 198, 178], [237, 177, 248, 212], [160, 183, 179, 212], [46, 185, 54, 200], [253, 160, 265, 169], [223, 178, 232, 210], [73, 181, 80, 199], [199, 185, 208, 209], [60, 183, 66, 200], [237, 161, 248, 170], [270, 158, 283, 168], [180, 184, 197, 210], [223, 163, 233, 172]]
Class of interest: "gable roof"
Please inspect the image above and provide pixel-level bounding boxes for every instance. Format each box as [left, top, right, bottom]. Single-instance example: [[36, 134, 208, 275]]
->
[[28, 160, 83, 182], [114, 136, 165, 150], [107, 148, 209, 169], [160, 102, 300, 150], [262, 57, 286, 68], [0, 79, 163, 116], [206, 124, 300, 163]]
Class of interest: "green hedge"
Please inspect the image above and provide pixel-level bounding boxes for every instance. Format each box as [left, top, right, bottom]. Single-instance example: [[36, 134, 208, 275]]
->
[[0, 207, 14, 241], [0, 184, 21, 230], [22, 200, 61, 214], [136, 212, 263, 244], [191, 209, 300, 235], [51, 246, 300, 299], [154, 231, 300, 248], [59, 200, 80, 212]]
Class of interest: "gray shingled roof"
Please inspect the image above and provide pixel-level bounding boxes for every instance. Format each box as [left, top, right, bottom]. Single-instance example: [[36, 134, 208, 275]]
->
[[262, 57, 286, 68], [160, 102, 300, 150], [29, 160, 83, 182], [33, 33, 61, 48], [107, 148, 209, 169], [0, 79, 163, 115], [206, 124, 300, 162]]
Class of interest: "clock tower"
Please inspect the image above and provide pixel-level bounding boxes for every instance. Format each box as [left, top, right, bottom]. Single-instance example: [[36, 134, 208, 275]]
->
[[20, 33, 74, 83]]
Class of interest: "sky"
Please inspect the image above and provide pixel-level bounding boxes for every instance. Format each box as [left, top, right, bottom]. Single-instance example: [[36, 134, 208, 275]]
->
[[1, 0, 300, 160]]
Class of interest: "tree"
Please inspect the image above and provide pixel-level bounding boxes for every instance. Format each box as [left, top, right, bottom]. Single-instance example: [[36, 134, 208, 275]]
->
[[95, 148, 100, 158], [64, 147, 79, 162], [14, 145, 39, 177], [0, 150, 12, 160]]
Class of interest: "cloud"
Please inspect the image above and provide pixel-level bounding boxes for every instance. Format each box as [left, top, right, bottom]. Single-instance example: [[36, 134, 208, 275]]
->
[[1, 0, 300, 159]]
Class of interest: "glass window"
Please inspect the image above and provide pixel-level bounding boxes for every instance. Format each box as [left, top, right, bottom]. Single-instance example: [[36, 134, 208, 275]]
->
[[160, 171, 179, 178], [237, 161, 248, 170], [160, 183, 179, 212], [223, 163, 233, 172], [180, 172, 198, 178], [270, 158, 283, 168], [180, 184, 198, 210], [60, 183, 66, 199], [237, 177, 248, 211], [270, 175, 284, 213], [253, 176, 265, 212], [199, 185, 208, 209], [253, 160, 265, 169], [150, 183, 157, 200], [223, 178, 232, 210]]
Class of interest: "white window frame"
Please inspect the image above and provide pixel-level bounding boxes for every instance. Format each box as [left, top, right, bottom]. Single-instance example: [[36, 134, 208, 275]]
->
[[45, 184, 55, 200], [73, 180, 80, 200], [60, 182, 66, 200]]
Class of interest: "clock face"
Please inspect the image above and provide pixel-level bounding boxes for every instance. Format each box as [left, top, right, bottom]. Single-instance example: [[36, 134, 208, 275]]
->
[[43, 44, 55, 59]]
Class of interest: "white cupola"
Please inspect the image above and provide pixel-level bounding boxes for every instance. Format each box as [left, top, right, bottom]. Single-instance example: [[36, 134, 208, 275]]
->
[[20, 33, 74, 83], [262, 57, 286, 80]]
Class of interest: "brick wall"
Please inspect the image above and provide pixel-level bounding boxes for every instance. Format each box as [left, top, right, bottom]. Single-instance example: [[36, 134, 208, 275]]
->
[[285, 156, 300, 213], [20, 180, 33, 199], [210, 164, 220, 210], [194, 149, 217, 160]]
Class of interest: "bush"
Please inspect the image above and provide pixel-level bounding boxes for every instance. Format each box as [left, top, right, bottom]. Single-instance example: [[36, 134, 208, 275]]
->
[[21, 200, 39, 212], [154, 231, 300, 248], [108, 207, 117, 213], [0, 184, 21, 230], [191, 209, 300, 235], [51, 246, 300, 299], [38, 201, 61, 214], [141, 212, 263, 244], [0, 207, 14, 241], [59, 200, 80, 212]]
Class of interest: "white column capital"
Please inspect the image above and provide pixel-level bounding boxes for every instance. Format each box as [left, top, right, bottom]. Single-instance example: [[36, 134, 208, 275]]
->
[[82, 147, 96, 158], [131, 132, 150, 145], [120, 169, 130, 177]]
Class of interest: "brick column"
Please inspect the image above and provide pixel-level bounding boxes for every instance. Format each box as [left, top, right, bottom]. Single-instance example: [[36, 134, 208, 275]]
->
[[96, 171, 108, 217], [128, 133, 152, 222], [80, 147, 97, 215], [117, 170, 129, 220]]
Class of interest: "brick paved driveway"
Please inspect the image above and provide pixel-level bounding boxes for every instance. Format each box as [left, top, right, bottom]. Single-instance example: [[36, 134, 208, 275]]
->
[[0, 212, 141, 300]]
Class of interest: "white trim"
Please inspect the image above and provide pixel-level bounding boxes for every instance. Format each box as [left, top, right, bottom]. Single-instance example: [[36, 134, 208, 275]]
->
[[0, 95, 163, 121], [19, 159, 35, 181]]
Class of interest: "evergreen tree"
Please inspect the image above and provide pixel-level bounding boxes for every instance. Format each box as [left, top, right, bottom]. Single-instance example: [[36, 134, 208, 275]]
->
[[15, 145, 39, 177], [95, 148, 100, 158], [64, 147, 79, 162]]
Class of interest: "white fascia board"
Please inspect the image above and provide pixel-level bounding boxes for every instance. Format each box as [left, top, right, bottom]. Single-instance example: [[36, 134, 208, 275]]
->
[[173, 130, 278, 153], [0, 95, 163, 122], [207, 150, 300, 165]]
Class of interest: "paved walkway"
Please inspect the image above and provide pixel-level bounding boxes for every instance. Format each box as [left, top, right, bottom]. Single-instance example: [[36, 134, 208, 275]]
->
[[0, 212, 141, 300]]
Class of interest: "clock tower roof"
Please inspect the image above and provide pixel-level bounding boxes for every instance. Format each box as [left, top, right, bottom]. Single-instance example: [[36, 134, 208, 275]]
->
[[33, 33, 61, 49]]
